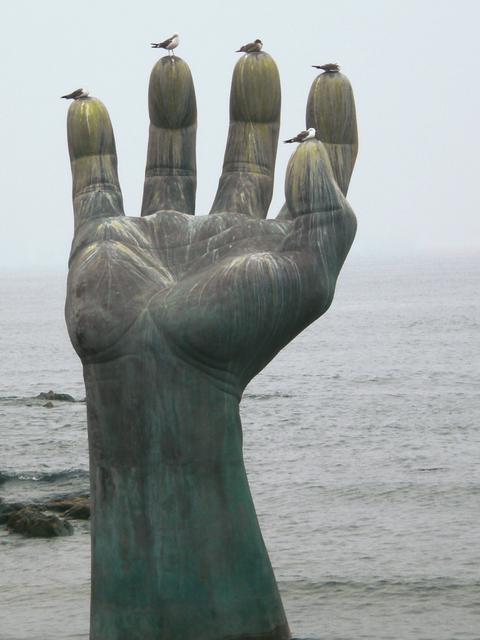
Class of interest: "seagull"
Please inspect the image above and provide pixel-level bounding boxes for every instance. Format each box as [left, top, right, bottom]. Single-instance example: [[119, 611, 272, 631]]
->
[[151, 34, 179, 55], [284, 128, 316, 144], [61, 88, 89, 100], [312, 63, 340, 73], [236, 39, 263, 53]]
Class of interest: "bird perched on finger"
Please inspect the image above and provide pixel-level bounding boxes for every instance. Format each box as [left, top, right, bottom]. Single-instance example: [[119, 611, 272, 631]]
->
[[312, 63, 340, 73], [151, 34, 179, 55], [236, 39, 263, 53], [284, 128, 316, 144], [61, 88, 89, 100]]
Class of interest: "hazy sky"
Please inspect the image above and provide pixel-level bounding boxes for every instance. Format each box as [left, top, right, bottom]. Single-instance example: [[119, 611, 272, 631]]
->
[[1, 0, 479, 269]]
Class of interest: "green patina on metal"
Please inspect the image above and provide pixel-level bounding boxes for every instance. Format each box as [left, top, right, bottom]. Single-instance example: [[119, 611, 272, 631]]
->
[[278, 69, 358, 220], [211, 52, 281, 218], [142, 56, 198, 216], [230, 53, 281, 123], [148, 56, 197, 129], [65, 51, 358, 640], [67, 99, 116, 158], [307, 72, 358, 196]]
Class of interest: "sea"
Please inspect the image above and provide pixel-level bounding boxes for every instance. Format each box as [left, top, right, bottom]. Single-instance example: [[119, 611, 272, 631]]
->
[[1, 253, 479, 640]]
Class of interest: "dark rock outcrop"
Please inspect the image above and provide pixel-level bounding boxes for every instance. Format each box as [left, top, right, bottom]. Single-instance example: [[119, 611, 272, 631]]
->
[[0, 499, 23, 525], [0, 494, 90, 537], [64, 503, 90, 519], [37, 390, 76, 402], [43, 494, 90, 517], [6, 507, 73, 537]]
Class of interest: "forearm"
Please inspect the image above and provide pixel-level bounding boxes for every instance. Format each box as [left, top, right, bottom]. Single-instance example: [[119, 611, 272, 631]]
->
[[83, 354, 289, 640]]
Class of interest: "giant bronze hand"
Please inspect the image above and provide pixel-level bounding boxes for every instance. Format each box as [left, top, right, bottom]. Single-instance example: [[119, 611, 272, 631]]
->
[[65, 53, 357, 640]]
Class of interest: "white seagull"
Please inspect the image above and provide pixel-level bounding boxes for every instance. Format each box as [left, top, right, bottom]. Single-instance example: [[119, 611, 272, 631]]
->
[[61, 88, 89, 100], [284, 127, 316, 143], [151, 34, 179, 55]]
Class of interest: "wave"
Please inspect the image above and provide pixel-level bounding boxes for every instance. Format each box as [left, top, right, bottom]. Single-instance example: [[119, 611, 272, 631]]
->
[[0, 468, 89, 485], [279, 576, 480, 595], [243, 393, 293, 400]]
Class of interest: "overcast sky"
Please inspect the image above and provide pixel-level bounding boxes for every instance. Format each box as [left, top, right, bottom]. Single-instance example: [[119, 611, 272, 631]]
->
[[0, 0, 479, 270]]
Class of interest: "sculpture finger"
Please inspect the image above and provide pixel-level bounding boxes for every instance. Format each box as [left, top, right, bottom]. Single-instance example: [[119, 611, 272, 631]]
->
[[283, 140, 356, 266], [285, 140, 345, 218], [67, 99, 124, 233], [285, 140, 346, 217], [276, 71, 358, 222], [141, 56, 197, 216], [210, 53, 281, 218], [307, 71, 358, 196]]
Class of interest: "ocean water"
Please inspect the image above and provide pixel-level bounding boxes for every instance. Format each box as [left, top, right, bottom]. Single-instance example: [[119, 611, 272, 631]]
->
[[1, 254, 479, 640]]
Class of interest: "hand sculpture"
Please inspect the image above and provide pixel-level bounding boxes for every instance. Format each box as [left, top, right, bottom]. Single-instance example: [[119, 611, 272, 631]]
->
[[65, 53, 358, 640]]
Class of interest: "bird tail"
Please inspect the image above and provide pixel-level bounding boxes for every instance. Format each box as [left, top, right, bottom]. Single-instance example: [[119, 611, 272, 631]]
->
[[284, 138, 295, 143], [151, 43, 161, 48], [60, 95, 70, 99]]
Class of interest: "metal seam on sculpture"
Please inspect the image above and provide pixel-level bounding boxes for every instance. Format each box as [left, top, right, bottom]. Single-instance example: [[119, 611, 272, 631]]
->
[[75, 183, 122, 196], [221, 164, 272, 177], [149, 123, 197, 132], [231, 118, 279, 126], [72, 152, 118, 162], [145, 168, 195, 178]]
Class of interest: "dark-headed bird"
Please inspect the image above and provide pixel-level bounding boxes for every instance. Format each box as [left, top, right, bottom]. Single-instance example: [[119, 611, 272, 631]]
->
[[151, 34, 179, 55], [61, 88, 89, 100], [312, 63, 340, 73], [284, 127, 316, 144], [236, 39, 263, 53]]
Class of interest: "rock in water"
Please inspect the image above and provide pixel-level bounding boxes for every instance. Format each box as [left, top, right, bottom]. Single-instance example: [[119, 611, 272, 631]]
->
[[43, 494, 90, 516], [7, 508, 73, 537], [0, 500, 24, 525], [63, 503, 90, 519], [37, 390, 76, 402]]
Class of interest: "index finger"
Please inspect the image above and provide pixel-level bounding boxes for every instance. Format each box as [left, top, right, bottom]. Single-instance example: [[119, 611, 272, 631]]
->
[[67, 98, 124, 233]]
